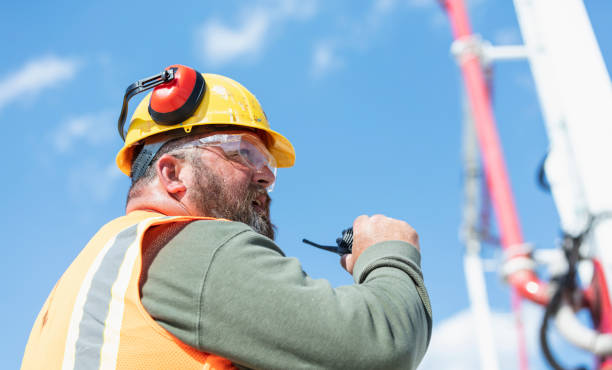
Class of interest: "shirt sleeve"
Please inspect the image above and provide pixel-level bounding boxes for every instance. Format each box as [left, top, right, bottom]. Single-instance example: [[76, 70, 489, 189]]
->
[[140, 220, 432, 370]]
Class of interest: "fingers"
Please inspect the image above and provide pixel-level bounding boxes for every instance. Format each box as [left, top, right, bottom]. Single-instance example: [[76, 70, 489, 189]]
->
[[344, 214, 420, 276], [360, 214, 419, 249], [353, 214, 369, 229]]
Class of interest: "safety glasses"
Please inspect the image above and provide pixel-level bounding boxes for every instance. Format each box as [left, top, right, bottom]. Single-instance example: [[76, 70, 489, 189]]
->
[[179, 134, 277, 191]]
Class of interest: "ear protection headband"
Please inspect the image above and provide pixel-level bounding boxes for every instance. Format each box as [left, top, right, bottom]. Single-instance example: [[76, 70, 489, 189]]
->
[[117, 65, 206, 140]]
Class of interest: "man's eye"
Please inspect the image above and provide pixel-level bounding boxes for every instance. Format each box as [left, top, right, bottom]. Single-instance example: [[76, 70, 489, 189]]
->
[[226, 151, 242, 159], [239, 148, 253, 159], [243, 148, 263, 164]]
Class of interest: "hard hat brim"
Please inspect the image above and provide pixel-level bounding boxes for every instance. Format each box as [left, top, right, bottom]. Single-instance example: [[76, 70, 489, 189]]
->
[[116, 122, 295, 176]]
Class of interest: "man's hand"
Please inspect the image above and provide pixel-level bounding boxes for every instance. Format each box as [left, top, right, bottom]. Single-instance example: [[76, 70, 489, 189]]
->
[[341, 214, 419, 274]]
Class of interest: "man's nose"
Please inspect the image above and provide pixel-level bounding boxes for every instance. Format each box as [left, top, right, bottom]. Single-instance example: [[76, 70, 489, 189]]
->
[[252, 166, 276, 191]]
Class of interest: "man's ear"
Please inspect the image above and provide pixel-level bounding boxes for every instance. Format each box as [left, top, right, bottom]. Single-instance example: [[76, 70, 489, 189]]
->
[[156, 154, 187, 195]]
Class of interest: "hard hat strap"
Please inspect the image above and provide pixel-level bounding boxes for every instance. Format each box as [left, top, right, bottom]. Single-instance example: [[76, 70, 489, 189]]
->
[[129, 126, 231, 182], [130, 141, 166, 183], [117, 69, 176, 141]]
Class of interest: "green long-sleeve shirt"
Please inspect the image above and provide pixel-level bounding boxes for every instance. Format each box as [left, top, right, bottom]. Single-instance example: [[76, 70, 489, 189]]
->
[[140, 220, 432, 369]]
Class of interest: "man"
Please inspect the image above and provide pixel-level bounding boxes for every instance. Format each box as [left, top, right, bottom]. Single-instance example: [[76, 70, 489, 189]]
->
[[22, 66, 432, 369]]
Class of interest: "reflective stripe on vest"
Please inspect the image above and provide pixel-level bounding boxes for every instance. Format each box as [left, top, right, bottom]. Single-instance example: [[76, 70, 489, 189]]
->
[[22, 212, 235, 370], [63, 221, 143, 370]]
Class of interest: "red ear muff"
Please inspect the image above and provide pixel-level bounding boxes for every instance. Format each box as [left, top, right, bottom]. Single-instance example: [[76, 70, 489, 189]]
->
[[116, 64, 207, 141], [148, 65, 206, 125]]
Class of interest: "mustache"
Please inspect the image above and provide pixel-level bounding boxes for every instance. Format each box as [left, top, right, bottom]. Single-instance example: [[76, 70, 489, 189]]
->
[[246, 185, 271, 206], [240, 184, 275, 239]]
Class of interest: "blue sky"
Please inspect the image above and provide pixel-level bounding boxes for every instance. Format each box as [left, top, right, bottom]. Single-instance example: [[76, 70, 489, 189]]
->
[[3, 0, 612, 368]]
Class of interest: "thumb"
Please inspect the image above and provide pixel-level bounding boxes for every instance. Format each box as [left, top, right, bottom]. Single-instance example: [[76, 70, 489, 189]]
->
[[340, 254, 353, 274]]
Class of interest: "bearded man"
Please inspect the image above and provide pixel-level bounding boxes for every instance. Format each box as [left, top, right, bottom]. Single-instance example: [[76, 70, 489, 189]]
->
[[22, 67, 432, 370]]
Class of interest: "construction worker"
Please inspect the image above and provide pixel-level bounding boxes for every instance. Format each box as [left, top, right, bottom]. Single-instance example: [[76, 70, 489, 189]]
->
[[22, 65, 432, 369]]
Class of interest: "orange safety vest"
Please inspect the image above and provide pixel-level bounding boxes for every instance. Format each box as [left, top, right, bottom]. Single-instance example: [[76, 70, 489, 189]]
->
[[22, 211, 235, 370]]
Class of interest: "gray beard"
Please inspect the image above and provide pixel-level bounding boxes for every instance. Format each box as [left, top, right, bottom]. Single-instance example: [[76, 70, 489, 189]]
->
[[190, 161, 275, 240]]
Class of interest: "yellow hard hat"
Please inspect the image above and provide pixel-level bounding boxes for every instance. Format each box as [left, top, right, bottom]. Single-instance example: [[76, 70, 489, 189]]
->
[[116, 65, 295, 176]]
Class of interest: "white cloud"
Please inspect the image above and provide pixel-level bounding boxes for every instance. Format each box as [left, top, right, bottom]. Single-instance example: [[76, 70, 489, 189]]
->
[[309, 0, 446, 78], [420, 303, 593, 369], [309, 2, 386, 77], [53, 110, 116, 153], [68, 160, 123, 203], [198, 11, 271, 66], [420, 309, 524, 370], [51, 110, 124, 203], [0, 56, 79, 111], [196, 0, 318, 66], [368, 0, 401, 28], [274, 0, 317, 19], [311, 42, 343, 77]]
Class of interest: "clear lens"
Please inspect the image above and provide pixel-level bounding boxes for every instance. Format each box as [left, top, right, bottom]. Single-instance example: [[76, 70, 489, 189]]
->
[[181, 133, 277, 191], [238, 139, 276, 171], [233, 138, 277, 192]]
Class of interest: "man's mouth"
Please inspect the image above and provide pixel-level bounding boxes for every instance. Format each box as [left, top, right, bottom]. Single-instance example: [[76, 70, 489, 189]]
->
[[251, 193, 268, 214]]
